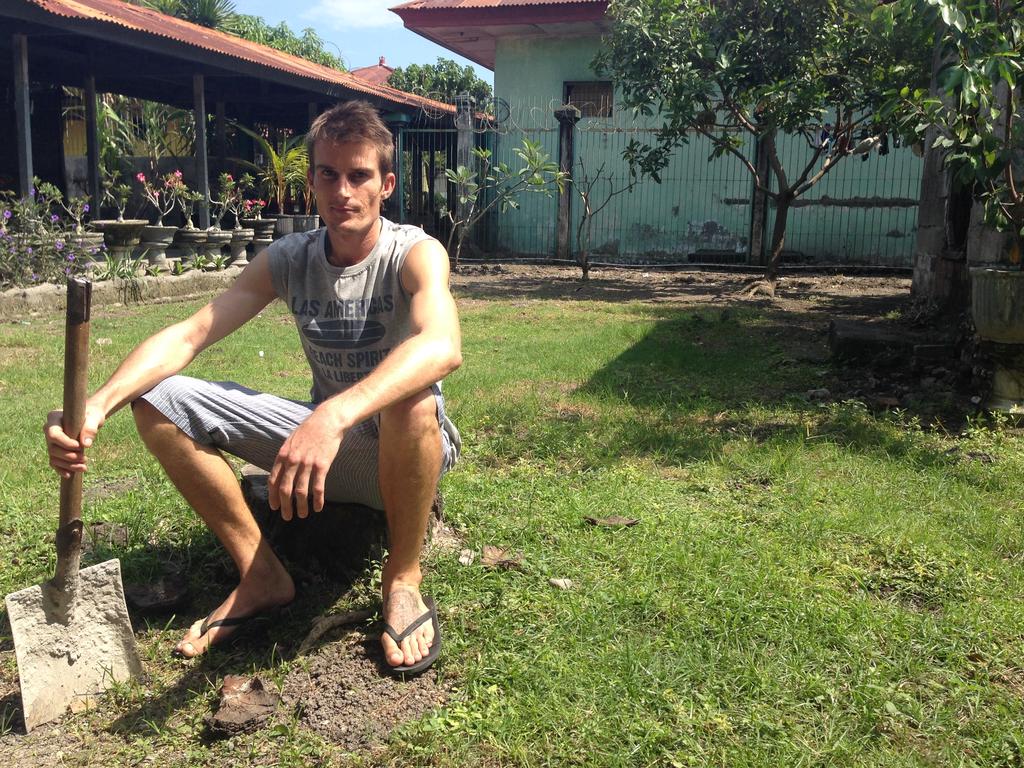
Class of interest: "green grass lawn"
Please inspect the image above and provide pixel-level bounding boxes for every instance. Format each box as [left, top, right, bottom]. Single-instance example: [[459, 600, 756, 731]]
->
[[1, 284, 1023, 766]]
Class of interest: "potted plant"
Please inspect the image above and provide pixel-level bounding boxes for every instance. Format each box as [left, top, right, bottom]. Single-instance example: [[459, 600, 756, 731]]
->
[[221, 172, 255, 266], [232, 122, 308, 237], [290, 150, 320, 233], [89, 169, 148, 261], [200, 172, 234, 264], [240, 193, 274, 259], [170, 178, 205, 267], [137, 170, 182, 270]]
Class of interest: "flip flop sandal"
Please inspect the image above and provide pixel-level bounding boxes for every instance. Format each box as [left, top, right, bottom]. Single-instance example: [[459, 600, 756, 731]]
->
[[383, 595, 442, 676], [173, 604, 289, 657]]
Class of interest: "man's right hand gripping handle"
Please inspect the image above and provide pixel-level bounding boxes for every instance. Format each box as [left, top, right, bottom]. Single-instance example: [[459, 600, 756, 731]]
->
[[45, 403, 105, 479]]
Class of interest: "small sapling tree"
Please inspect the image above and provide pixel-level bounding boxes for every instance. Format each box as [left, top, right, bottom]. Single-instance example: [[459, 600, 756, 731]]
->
[[444, 138, 565, 270], [572, 155, 635, 281]]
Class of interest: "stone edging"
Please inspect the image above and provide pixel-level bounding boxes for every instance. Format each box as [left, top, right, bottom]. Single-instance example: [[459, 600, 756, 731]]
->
[[0, 267, 244, 318]]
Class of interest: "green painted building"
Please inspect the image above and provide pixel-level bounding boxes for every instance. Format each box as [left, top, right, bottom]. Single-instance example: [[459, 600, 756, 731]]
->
[[393, 0, 922, 267]]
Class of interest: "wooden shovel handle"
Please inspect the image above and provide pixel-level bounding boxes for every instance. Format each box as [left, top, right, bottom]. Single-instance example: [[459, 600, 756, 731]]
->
[[58, 278, 91, 529]]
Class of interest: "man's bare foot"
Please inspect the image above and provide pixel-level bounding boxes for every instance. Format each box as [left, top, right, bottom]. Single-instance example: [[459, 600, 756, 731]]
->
[[175, 570, 295, 658], [381, 584, 435, 667]]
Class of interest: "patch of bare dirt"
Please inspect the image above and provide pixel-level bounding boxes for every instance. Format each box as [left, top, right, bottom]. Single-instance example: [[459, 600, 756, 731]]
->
[[283, 626, 450, 753], [451, 263, 912, 318]]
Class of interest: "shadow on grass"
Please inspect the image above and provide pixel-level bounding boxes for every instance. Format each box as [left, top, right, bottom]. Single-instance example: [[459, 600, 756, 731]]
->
[[559, 307, 966, 472]]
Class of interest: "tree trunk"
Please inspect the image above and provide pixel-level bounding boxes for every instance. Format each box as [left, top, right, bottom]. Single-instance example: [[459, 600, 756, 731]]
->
[[578, 217, 591, 281], [765, 196, 791, 283], [910, 29, 968, 312]]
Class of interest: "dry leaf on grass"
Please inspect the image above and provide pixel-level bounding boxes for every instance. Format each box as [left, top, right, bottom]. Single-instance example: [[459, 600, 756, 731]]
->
[[458, 549, 476, 566], [481, 545, 524, 570], [584, 515, 639, 528], [548, 578, 574, 590]]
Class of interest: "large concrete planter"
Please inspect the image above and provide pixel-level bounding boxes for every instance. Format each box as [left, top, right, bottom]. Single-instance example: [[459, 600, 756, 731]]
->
[[88, 219, 148, 261], [173, 227, 206, 267], [241, 217, 275, 258], [228, 227, 255, 267], [271, 214, 293, 239], [139, 225, 178, 270], [970, 267, 1024, 413], [201, 229, 232, 263]]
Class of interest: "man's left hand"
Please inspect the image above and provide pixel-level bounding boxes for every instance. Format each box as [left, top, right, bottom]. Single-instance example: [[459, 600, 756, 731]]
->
[[268, 407, 344, 520]]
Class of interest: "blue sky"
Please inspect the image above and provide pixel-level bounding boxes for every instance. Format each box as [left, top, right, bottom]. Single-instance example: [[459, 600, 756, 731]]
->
[[231, 0, 494, 84]]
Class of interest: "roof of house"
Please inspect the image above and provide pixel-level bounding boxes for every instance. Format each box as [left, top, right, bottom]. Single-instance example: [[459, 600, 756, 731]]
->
[[351, 56, 396, 86], [390, 0, 608, 69], [8, 0, 452, 115], [393, 0, 604, 8]]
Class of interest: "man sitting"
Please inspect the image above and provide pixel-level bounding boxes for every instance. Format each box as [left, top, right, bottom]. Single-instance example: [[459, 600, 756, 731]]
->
[[45, 100, 461, 673]]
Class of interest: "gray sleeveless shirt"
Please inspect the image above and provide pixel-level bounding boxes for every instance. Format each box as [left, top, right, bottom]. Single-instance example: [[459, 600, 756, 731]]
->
[[267, 218, 435, 405]]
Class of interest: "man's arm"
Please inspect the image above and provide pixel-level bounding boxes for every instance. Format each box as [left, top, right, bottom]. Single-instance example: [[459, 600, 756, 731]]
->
[[46, 253, 279, 477], [269, 238, 461, 518]]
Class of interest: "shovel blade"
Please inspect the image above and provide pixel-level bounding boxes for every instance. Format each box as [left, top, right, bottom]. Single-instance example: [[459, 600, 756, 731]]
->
[[4, 559, 142, 732]]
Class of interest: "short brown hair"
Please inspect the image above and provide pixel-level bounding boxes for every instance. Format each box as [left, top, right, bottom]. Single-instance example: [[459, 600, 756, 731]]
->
[[306, 101, 394, 176]]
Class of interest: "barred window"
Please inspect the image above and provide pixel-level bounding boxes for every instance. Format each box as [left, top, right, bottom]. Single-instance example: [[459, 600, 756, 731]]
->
[[564, 81, 613, 118]]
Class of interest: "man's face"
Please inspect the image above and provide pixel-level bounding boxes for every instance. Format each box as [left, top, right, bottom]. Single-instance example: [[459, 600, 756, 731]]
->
[[309, 139, 395, 238]]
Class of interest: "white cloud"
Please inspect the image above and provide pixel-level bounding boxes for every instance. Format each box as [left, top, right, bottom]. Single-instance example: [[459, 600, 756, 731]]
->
[[303, 0, 402, 29]]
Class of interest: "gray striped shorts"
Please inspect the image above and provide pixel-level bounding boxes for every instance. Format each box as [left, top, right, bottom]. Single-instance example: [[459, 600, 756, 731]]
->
[[138, 375, 460, 511]]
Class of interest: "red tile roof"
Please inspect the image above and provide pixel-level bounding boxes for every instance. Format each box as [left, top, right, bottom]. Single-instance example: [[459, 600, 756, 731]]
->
[[18, 0, 453, 114], [351, 57, 396, 87]]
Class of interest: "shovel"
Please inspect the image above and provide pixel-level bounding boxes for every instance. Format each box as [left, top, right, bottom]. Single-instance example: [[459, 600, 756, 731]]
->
[[5, 277, 142, 733]]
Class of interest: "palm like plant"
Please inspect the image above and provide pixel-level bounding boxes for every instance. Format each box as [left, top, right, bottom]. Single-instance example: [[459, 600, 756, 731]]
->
[[137, 0, 238, 31], [233, 124, 308, 214]]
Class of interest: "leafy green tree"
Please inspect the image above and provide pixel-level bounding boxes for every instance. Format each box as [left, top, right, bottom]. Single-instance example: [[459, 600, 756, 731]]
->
[[389, 58, 492, 104], [597, 0, 931, 291], [884, 0, 1024, 265], [232, 16, 347, 70]]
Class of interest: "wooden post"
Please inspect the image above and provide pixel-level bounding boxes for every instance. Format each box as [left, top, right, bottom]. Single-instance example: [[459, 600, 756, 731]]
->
[[193, 73, 210, 229], [84, 74, 102, 217], [553, 105, 581, 261], [13, 34, 33, 199], [215, 100, 226, 174]]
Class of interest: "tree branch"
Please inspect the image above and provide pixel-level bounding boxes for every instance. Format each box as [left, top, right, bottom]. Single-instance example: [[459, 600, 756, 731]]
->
[[764, 132, 789, 193], [694, 125, 772, 196], [716, 83, 757, 133]]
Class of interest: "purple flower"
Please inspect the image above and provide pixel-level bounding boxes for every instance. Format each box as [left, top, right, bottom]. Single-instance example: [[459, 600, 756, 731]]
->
[[83, 204, 90, 213], [30, 186, 36, 197], [26, 247, 33, 254], [55, 240, 64, 251], [66, 253, 75, 262], [30, 273, 38, 281], [51, 214, 60, 223], [2, 210, 10, 220], [89, 247, 98, 255]]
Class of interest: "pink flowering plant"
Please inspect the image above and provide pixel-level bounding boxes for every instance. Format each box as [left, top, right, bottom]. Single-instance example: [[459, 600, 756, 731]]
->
[[212, 172, 250, 229], [242, 196, 267, 219], [136, 170, 183, 226]]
